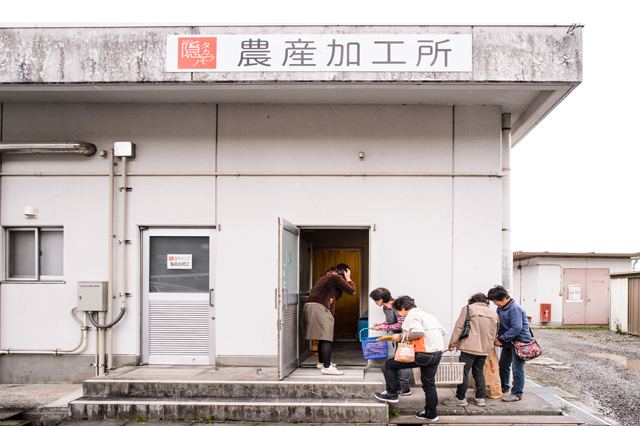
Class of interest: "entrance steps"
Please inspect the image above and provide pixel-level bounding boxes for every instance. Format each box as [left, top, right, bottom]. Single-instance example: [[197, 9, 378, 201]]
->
[[69, 366, 388, 424]]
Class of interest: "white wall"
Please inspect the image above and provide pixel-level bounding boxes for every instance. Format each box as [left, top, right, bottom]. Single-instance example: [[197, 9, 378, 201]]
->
[[1, 103, 217, 355], [1, 102, 504, 361], [610, 277, 628, 332]]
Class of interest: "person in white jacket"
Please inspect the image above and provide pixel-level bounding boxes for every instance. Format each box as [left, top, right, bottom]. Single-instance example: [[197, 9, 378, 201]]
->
[[374, 295, 447, 422]]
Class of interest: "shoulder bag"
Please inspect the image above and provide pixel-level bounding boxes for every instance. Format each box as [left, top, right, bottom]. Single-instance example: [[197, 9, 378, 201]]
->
[[394, 334, 415, 363], [513, 328, 542, 361], [459, 305, 471, 339]]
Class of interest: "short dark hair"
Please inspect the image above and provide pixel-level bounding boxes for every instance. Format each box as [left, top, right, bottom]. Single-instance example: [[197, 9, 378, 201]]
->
[[325, 266, 337, 275], [369, 288, 392, 303], [468, 292, 489, 305], [487, 285, 510, 302], [335, 263, 350, 276], [392, 295, 417, 311]]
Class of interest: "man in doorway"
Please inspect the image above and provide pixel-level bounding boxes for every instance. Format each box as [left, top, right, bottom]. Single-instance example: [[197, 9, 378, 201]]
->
[[302, 263, 356, 375], [370, 287, 412, 396], [487, 285, 532, 402]]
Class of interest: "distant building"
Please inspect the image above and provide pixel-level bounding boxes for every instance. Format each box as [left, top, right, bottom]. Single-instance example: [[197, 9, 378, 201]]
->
[[512, 252, 639, 326]]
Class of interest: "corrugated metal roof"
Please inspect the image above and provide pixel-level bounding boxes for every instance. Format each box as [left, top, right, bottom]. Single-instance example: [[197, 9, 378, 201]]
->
[[608, 271, 640, 277], [513, 251, 640, 261]]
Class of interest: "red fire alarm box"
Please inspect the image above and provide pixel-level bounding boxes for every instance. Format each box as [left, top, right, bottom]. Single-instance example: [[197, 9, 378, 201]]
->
[[540, 303, 551, 323]]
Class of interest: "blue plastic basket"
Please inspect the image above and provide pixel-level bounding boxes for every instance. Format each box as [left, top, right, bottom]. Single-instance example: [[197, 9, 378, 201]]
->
[[359, 327, 389, 360]]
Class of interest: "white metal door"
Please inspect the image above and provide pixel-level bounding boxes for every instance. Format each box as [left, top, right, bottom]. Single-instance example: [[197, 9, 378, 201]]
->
[[142, 228, 216, 365], [278, 218, 300, 379]]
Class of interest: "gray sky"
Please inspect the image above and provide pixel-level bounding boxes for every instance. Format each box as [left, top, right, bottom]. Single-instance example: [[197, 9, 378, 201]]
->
[[3, 0, 638, 254]]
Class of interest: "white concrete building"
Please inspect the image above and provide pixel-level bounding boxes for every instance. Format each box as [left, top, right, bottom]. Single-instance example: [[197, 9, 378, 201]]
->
[[0, 25, 582, 383], [512, 252, 638, 326]]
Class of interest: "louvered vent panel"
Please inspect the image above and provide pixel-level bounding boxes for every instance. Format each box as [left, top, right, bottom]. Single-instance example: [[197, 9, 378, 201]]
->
[[149, 301, 209, 355], [283, 306, 298, 366]]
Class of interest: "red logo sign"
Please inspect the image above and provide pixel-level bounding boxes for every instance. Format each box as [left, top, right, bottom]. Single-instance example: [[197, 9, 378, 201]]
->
[[177, 37, 217, 69]]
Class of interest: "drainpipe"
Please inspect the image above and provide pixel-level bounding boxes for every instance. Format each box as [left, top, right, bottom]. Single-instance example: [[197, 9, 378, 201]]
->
[[502, 113, 513, 291], [119, 157, 129, 308], [98, 312, 105, 375], [107, 149, 115, 372]]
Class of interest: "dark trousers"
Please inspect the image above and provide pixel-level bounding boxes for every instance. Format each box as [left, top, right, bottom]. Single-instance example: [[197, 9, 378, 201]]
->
[[456, 351, 487, 400], [384, 351, 442, 420]]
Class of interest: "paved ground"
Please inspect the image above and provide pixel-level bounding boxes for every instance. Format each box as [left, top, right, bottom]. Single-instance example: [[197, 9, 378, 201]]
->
[[524, 328, 640, 426], [0, 384, 81, 411]]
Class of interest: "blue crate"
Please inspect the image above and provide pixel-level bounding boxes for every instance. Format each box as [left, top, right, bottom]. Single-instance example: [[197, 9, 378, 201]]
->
[[359, 327, 389, 360]]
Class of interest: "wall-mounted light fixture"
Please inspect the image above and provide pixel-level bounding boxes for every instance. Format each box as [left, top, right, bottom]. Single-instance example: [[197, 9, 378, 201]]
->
[[24, 205, 38, 219], [358, 151, 365, 160]]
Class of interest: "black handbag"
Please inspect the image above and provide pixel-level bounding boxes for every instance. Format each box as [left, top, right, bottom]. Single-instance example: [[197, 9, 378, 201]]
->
[[459, 305, 471, 339]]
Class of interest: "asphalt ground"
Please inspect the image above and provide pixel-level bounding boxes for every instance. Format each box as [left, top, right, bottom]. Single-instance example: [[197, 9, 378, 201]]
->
[[524, 327, 640, 426]]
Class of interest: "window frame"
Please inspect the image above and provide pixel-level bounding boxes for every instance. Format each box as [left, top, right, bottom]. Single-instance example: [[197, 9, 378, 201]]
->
[[5, 227, 64, 283]]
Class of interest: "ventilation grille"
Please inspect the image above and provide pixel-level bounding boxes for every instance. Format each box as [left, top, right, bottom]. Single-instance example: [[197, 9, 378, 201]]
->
[[149, 301, 209, 356]]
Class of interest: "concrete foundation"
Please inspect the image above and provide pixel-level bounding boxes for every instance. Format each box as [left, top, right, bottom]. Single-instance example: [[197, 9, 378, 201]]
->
[[0, 355, 139, 384]]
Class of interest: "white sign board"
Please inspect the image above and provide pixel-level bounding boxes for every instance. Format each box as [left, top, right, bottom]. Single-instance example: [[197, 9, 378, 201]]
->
[[167, 34, 472, 73], [167, 254, 193, 270], [568, 284, 582, 301]]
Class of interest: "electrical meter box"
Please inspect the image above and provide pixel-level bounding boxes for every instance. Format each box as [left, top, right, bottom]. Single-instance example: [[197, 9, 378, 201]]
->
[[77, 281, 108, 311]]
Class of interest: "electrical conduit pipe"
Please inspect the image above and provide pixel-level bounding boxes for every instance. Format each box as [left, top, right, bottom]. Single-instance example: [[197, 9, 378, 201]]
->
[[0, 309, 89, 355]]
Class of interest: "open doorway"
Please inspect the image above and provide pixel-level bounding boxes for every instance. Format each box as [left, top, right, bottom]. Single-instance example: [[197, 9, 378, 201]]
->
[[298, 228, 370, 367]]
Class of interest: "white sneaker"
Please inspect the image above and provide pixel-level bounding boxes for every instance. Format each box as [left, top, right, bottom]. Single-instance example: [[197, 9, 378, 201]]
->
[[320, 365, 344, 375], [317, 362, 337, 369]]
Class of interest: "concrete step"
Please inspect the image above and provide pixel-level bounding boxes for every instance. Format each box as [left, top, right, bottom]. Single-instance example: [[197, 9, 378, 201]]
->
[[69, 396, 388, 423], [82, 378, 381, 399], [390, 414, 585, 425], [0, 421, 30, 426]]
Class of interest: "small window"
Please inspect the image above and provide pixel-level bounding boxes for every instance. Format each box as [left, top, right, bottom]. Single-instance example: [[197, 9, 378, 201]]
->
[[6, 228, 63, 281]]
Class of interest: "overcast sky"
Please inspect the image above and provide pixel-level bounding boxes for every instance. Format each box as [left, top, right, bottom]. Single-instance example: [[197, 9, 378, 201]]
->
[[3, 0, 638, 254]]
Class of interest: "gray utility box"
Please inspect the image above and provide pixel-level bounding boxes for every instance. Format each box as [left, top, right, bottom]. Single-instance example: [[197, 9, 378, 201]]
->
[[77, 281, 108, 311]]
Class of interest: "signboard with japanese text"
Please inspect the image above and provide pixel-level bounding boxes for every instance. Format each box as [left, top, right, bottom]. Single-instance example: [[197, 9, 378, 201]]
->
[[568, 284, 582, 301], [167, 254, 193, 270], [166, 34, 472, 73]]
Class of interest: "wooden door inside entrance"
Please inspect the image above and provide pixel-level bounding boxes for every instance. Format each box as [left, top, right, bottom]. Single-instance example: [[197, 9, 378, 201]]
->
[[314, 250, 361, 336]]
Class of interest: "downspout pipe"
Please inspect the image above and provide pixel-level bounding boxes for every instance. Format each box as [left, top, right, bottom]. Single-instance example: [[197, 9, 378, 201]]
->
[[502, 113, 513, 291], [107, 149, 115, 372], [119, 156, 129, 309]]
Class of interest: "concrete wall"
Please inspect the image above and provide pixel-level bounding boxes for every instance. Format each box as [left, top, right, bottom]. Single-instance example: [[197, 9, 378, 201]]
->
[[1, 102, 503, 380], [0, 26, 581, 84]]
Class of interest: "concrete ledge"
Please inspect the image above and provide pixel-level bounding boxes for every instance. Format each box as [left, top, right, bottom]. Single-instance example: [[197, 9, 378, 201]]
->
[[83, 379, 381, 399], [393, 387, 561, 417], [215, 355, 277, 367], [69, 397, 388, 423]]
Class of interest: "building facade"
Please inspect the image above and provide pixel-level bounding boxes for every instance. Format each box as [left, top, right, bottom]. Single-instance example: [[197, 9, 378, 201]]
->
[[0, 25, 582, 382]]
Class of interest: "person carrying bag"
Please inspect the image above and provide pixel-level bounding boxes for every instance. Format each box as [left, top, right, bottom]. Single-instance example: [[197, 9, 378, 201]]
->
[[444, 292, 499, 408], [488, 285, 533, 402], [373, 296, 447, 422]]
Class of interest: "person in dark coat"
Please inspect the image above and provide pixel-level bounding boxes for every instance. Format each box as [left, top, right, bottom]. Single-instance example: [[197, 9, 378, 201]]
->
[[302, 263, 356, 375]]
